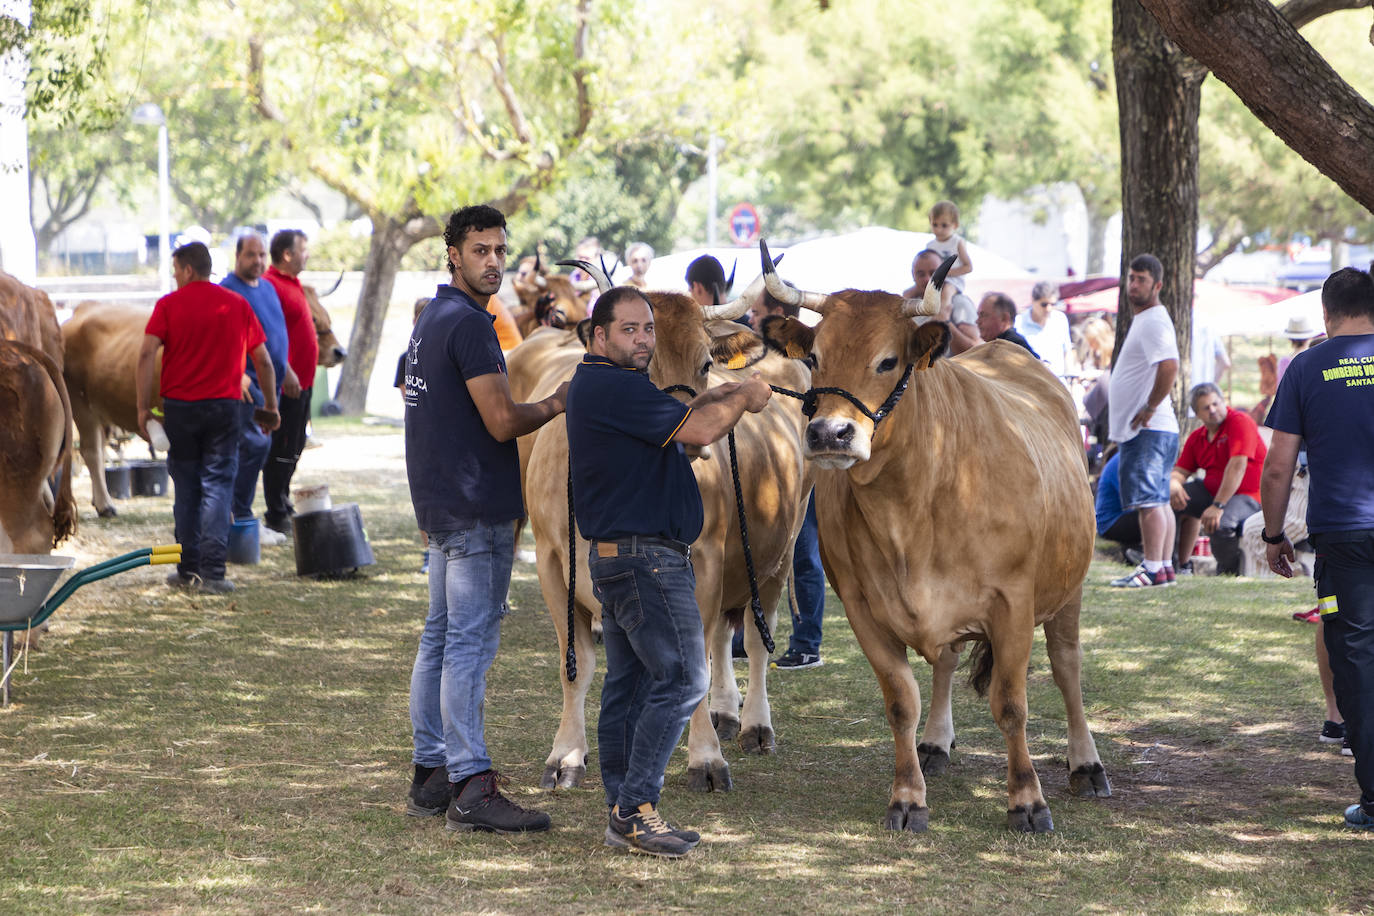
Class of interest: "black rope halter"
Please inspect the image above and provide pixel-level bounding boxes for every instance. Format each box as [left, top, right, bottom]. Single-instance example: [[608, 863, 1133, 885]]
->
[[662, 383, 775, 655], [768, 362, 915, 428]]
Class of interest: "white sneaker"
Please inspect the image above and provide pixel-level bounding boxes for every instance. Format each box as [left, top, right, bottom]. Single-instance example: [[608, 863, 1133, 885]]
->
[[258, 522, 287, 546]]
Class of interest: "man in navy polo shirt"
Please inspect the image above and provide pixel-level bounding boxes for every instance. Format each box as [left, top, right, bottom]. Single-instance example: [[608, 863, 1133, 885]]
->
[[567, 286, 771, 858], [222, 232, 296, 546], [1262, 266, 1374, 831], [403, 204, 568, 835]]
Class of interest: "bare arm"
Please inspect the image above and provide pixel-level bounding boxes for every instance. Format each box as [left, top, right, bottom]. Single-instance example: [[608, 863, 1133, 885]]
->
[[249, 344, 281, 431], [948, 238, 973, 278], [1200, 454, 1250, 533], [1130, 358, 1179, 430], [1259, 430, 1301, 577], [136, 334, 162, 440], [282, 364, 302, 399], [674, 375, 771, 447], [1169, 465, 1191, 511], [469, 372, 568, 442], [946, 321, 981, 355]]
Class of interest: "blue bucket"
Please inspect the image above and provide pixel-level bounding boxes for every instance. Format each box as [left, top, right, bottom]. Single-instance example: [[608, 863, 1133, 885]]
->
[[227, 519, 261, 565]]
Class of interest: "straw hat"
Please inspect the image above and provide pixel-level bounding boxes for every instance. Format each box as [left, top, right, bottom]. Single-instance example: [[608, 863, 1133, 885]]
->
[[1283, 314, 1322, 340]]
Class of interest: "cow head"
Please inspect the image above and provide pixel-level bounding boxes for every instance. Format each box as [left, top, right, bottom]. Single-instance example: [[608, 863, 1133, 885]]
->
[[302, 285, 348, 367], [758, 242, 952, 469]]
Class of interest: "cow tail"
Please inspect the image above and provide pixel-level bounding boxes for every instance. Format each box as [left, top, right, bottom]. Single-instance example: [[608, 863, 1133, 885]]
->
[[966, 637, 994, 697], [19, 342, 77, 546]]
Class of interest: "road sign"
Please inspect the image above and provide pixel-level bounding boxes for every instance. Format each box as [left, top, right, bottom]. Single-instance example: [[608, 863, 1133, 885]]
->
[[728, 203, 760, 246]]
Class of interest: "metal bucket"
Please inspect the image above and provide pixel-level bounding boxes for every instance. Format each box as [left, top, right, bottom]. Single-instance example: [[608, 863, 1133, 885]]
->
[[0, 555, 76, 626]]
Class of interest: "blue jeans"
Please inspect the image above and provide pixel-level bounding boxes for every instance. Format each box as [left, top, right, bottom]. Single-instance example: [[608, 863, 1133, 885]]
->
[[232, 383, 272, 522], [163, 398, 240, 581], [409, 521, 515, 782], [1118, 429, 1178, 510], [591, 541, 708, 810], [787, 493, 826, 655]]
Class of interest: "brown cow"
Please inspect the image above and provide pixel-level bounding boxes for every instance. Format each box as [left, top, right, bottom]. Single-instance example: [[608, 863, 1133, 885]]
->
[[521, 277, 812, 791], [62, 285, 344, 516], [760, 250, 1110, 833], [0, 340, 76, 554], [0, 270, 64, 369]]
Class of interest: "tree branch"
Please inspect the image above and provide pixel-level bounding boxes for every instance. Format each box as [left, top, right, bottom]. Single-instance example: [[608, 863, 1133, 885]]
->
[[1277, 0, 1371, 30], [1139, 0, 1374, 213]]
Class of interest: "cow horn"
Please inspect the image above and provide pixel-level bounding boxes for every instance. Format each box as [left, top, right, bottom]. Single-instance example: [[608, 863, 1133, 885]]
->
[[702, 272, 765, 320], [758, 238, 830, 314], [534, 249, 543, 274], [320, 270, 344, 297], [557, 258, 612, 295], [534, 273, 548, 290], [901, 254, 959, 317], [725, 259, 737, 294]]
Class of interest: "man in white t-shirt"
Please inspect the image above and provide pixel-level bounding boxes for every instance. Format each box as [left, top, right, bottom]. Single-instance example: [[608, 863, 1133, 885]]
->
[[1107, 253, 1181, 588], [1015, 280, 1075, 380]]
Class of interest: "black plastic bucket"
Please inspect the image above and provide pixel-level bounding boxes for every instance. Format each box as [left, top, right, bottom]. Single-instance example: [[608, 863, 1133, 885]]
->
[[292, 503, 374, 577], [104, 465, 131, 500], [130, 460, 169, 497]]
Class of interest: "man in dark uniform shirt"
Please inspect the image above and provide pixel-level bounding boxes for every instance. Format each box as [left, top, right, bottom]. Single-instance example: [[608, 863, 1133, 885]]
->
[[566, 286, 770, 858], [402, 205, 567, 834]]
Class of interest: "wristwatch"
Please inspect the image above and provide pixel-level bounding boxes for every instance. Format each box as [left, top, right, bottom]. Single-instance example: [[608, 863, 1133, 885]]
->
[[1260, 529, 1286, 545], [1212, 501, 1226, 510]]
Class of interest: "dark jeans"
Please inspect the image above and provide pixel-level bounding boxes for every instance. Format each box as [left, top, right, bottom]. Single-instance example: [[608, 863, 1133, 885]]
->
[[233, 383, 272, 522], [164, 398, 240, 581], [264, 387, 312, 528], [591, 541, 708, 810], [1312, 530, 1374, 814], [1177, 478, 1260, 574], [787, 493, 826, 656]]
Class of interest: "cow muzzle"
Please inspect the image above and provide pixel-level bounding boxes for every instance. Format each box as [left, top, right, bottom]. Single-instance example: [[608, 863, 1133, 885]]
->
[[804, 416, 869, 468]]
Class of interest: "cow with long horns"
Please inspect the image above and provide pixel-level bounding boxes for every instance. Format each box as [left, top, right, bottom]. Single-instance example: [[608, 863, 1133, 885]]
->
[[516, 261, 812, 792], [757, 241, 1110, 833]]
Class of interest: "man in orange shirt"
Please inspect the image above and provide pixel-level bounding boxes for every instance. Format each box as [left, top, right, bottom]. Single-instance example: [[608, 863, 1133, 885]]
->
[[263, 230, 317, 535]]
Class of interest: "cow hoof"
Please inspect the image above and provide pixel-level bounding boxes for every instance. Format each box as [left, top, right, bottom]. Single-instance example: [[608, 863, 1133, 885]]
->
[[917, 743, 950, 776], [1068, 762, 1112, 798], [883, 802, 929, 833], [686, 761, 733, 792], [710, 711, 741, 742], [539, 763, 585, 789], [97, 506, 117, 518], [1007, 802, 1054, 833], [739, 725, 776, 755]]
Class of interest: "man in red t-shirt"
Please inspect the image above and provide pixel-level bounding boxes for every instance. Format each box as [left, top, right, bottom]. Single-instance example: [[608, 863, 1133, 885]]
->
[[1169, 382, 1267, 574], [137, 242, 280, 594], [262, 229, 318, 535]]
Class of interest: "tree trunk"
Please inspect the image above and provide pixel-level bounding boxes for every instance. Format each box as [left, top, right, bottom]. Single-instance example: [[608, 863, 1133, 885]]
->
[[1140, 0, 1374, 214], [332, 212, 442, 414], [333, 217, 411, 414], [1112, 0, 1205, 415]]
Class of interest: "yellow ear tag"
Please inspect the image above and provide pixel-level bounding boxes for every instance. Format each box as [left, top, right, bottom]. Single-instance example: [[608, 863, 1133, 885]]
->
[[726, 353, 748, 370], [786, 342, 806, 359], [914, 352, 933, 371]]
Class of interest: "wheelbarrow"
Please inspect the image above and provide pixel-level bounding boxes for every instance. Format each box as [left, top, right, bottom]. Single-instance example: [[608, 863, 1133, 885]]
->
[[0, 545, 182, 706]]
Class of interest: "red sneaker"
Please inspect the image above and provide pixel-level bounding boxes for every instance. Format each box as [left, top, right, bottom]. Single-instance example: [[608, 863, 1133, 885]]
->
[[1292, 607, 1320, 624]]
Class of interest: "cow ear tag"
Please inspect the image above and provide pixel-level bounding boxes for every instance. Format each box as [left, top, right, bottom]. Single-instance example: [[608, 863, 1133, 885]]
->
[[726, 352, 748, 370]]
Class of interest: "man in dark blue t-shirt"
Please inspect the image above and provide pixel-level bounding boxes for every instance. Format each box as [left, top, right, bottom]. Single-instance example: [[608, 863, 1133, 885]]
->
[[567, 286, 770, 858], [221, 233, 295, 540], [1261, 266, 1374, 832], [403, 205, 567, 835]]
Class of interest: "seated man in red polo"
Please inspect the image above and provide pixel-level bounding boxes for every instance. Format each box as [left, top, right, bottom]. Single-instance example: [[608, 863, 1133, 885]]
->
[[1169, 382, 1267, 575]]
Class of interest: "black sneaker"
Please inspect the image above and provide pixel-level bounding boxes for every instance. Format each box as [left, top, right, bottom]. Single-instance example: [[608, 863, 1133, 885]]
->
[[406, 764, 451, 817], [1320, 720, 1346, 744], [165, 570, 199, 590], [446, 770, 551, 834], [604, 803, 695, 858], [772, 649, 823, 670]]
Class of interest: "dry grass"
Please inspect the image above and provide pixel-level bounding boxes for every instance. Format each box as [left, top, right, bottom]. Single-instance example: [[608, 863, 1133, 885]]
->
[[1, 415, 1368, 915]]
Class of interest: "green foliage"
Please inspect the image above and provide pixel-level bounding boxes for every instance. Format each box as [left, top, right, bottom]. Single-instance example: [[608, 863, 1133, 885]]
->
[[7, 0, 121, 120], [1198, 10, 1374, 250]]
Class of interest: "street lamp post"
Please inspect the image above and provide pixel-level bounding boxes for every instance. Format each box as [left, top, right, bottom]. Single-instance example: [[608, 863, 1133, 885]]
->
[[132, 103, 170, 294]]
